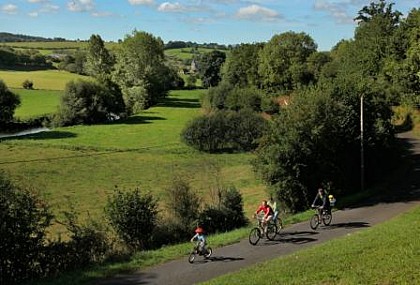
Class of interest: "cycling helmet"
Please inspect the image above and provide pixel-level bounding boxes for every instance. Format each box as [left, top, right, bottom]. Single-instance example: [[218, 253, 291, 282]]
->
[[195, 227, 204, 234]]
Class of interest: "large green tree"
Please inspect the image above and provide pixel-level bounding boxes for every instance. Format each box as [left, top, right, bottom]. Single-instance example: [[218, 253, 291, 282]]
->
[[198, 50, 226, 88], [221, 43, 263, 88], [0, 80, 20, 126], [113, 31, 170, 113], [258, 31, 317, 93], [85, 34, 114, 80]]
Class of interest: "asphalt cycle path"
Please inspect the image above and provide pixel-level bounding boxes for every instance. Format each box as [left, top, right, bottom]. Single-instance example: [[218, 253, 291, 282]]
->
[[96, 132, 420, 285]]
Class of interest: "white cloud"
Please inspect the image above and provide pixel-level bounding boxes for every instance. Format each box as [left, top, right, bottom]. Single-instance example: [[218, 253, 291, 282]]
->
[[158, 2, 186, 12], [40, 4, 59, 13], [314, 0, 354, 24], [92, 11, 113, 17], [67, 0, 95, 12], [1, 4, 18, 14], [27, 0, 49, 3], [128, 0, 154, 5], [28, 11, 39, 17], [236, 4, 280, 21]]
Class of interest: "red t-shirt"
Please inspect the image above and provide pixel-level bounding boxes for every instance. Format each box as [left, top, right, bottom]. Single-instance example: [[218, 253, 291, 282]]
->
[[256, 205, 273, 217]]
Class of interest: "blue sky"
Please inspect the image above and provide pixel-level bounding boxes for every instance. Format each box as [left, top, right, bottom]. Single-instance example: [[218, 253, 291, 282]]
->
[[0, 0, 419, 51]]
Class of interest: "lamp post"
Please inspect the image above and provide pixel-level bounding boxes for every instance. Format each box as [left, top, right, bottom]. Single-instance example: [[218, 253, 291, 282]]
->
[[360, 94, 364, 192]]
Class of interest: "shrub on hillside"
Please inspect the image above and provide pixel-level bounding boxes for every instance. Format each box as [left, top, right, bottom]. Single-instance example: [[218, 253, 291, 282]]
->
[[54, 79, 125, 126], [0, 80, 21, 125], [225, 87, 262, 112], [0, 171, 53, 285], [163, 178, 201, 239], [22, 79, 34, 89], [181, 109, 268, 152], [202, 81, 233, 110], [198, 186, 247, 233], [105, 187, 158, 250]]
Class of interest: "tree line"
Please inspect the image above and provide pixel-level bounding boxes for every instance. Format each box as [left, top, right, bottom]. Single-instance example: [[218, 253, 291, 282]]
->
[[183, 1, 420, 211]]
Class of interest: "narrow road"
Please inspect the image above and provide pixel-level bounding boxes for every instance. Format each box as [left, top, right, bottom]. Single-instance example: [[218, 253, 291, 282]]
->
[[96, 132, 420, 285]]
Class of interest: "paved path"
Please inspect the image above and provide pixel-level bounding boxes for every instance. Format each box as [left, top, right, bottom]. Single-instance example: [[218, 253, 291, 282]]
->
[[96, 132, 420, 285]]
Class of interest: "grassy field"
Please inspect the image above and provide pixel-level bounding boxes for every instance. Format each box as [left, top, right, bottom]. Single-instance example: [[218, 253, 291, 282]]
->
[[202, 205, 420, 285], [12, 88, 62, 118], [164, 47, 221, 60], [0, 69, 89, 90], [1, 41, 89, 50], [0, 89, 265, 236]]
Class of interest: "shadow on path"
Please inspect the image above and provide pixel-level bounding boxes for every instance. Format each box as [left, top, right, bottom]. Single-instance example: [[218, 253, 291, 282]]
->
[[191, 256, 245, 264], [95, 272, 155, 285], [257, 231, 319, 245], [327, 222, 370, 229]]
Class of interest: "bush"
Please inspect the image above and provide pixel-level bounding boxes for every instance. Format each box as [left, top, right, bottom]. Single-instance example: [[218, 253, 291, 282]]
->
[[54, 79, 125, 126], [105, 187, 158, 250], [22, 79, 34, 89], [181, 109, 268, 152], [203, 81, 233, 110], [198, 186, 247, 233], [225, 87, 263, 112], [0, 171, 53, 285], [163, 178, 201, 239]]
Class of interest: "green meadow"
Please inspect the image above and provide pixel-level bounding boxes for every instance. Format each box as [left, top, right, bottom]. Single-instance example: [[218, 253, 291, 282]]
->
[[12, 88, 62, 118], [0, 69, 89, 90], [0, 89, 264, 236], [164, 47, 227, 60]]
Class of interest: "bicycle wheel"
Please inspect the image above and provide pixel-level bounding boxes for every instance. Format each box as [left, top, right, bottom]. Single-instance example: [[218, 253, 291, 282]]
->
[[204, 247, 213, 259], [323, 212, 332, 226], [266, 224, 278, 240], [188, 251, 196, 263], [249, 227, 261, 245], [310, 214, 320, 230]]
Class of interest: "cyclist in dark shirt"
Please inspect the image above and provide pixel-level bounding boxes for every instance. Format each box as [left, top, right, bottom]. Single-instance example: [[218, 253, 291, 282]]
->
[[311, 188, 331, 214]]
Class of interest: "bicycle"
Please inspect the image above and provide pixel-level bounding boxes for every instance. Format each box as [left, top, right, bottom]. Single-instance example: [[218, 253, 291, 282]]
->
[[188, 241, 213, 263], [273, 214, 283, 232], [249, 214, 278, 245], [309, 206, 332, 230]]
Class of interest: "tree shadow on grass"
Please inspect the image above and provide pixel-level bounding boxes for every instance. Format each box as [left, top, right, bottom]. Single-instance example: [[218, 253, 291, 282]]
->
[[0, 130, 76, 141], [108, 115, 166, 125], [157, 97, 200, 109]]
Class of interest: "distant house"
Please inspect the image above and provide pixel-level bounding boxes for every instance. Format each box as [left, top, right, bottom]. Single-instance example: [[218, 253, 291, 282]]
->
[[48, 53, 66, 60], [190, 59, 199, 73]]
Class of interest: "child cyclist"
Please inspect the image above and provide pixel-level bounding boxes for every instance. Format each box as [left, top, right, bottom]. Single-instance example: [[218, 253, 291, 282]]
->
[[190, 226, 207, 253]]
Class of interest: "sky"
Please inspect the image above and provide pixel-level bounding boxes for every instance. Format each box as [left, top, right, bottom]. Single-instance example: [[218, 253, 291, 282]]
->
[[0, 0, 419, 51]]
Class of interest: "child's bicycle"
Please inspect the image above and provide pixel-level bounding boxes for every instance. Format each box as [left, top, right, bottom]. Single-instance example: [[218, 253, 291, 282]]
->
[[248, 214, 278, 245], [188, 241, 213, 263], [309, 206, 332, 230]]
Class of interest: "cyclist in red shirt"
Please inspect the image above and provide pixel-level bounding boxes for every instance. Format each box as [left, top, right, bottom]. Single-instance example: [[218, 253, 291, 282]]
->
[[254, 200, 274, 229]]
